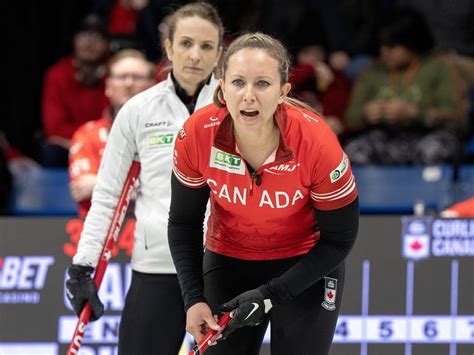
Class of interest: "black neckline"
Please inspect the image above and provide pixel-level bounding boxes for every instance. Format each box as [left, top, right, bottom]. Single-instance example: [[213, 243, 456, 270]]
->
[[171, 72, 211, 114]]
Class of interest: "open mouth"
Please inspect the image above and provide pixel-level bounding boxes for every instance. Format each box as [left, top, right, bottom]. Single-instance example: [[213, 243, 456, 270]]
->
[[240, 110, 259, 117]]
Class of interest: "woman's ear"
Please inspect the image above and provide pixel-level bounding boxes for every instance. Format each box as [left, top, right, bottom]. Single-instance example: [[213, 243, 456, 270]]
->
[[219, 78, 225, 98], [164, 39, 173, 61], [216, 46, 223, 67], [278, 83, 292, 104]]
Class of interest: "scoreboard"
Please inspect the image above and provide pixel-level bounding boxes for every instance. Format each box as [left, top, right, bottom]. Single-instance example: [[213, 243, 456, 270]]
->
[[325, 216, 474, 355], [0, 216, 473, 355]]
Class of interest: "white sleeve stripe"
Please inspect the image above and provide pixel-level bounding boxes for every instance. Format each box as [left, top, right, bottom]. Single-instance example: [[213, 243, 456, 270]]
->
[[173, 167, 206, 187], [311, 179, 355, 202], [173, 166, 205, 182], [311, 181, 355, 202], [311, 176, 356, 201], [311, 176, 354, 201], [312, 174, 354, 197]]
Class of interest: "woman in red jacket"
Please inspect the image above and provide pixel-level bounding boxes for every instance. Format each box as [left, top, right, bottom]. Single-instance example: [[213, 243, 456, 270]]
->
[[168, 32, 359, 355]]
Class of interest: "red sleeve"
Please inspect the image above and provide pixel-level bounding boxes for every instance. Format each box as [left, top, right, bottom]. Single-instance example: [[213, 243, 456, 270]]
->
[[321, 71, 352, 119], [310, 126, 357, 210], [172, 120, 207, 188], [68, 126, 96, 181], [444, 197, 474, 217]]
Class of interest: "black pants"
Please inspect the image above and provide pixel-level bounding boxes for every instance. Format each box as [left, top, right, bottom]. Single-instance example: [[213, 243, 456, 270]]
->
[[202, 251, 345, 355], [118, 271, 186, 355]]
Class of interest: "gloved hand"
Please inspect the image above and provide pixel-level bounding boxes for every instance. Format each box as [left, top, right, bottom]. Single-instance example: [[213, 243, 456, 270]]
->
[[65, 264, 104, 321], [219, 285, 273, 339]]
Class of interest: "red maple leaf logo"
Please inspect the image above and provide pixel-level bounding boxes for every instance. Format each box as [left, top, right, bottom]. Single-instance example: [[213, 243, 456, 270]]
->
[[410, 240, 423, 251], [327, 291, 334, 300]]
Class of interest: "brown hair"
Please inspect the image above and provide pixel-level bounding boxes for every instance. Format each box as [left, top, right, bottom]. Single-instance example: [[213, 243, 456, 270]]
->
[[213, 32, 316, 113], [108, 49, 156, 78], [165, 2, 224, 48]]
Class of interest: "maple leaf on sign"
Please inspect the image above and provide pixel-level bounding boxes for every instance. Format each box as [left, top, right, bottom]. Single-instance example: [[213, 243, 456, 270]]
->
[[410, 240, 423, 251]]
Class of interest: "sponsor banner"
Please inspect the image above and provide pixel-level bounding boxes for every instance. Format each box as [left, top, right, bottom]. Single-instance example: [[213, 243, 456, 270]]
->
[[0, 217, 473, 355], [402, 217, 474, 259], [58, 316, 120, 344], [0, 256, 55, 304], [0, 218, 134, 354]]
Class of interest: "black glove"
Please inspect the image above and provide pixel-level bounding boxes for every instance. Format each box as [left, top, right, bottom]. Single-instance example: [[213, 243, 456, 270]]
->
[[219, 285, 274, 339], [65, 265, 104, 321]]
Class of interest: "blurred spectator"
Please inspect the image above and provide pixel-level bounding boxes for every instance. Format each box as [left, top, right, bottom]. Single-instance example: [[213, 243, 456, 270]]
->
[[440, 197, 474, 218], [307, 0, 387, 80], [397, 0, 474, 57], [69, 49, 155, 218], [92, 0, 178, 61], [0, 132, 41, 182], [41, 14, 110, 167], [344, 8, 467, 165], [289, 44, 352, 137]]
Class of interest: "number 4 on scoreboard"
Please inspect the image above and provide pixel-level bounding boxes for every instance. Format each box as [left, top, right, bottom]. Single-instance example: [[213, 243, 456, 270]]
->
[[335, 321, 349, 338]]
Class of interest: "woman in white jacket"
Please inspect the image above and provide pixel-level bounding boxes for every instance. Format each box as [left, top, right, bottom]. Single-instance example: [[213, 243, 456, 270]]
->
[[65, 2, 224, 354]]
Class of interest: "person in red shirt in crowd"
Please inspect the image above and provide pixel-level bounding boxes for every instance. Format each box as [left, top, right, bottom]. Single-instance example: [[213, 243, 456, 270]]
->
[[69, 49, 155, 218], [441, 197, 474, 218], [168, 32, 359, 354], [94, 0, 148, 53], [289, 44, 352, 138], [41, 15, 110, 167]]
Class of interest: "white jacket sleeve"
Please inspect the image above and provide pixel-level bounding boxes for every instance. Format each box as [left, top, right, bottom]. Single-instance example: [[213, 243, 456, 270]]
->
[[73, 103, 138, 267]]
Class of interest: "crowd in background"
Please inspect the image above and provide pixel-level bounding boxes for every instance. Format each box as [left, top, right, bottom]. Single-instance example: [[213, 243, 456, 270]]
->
[[2, 0, 474, 214]]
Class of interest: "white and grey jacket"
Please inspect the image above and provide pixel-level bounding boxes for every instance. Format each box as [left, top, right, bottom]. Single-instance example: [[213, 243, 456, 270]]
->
[[73, 74, 218, 273]]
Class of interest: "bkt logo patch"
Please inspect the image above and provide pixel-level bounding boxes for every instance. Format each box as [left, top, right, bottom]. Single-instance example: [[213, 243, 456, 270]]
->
[[402, 219, 430, 260], [215, 152, 240, 166], [209, 147, 245, 175], [147, 133, 174, 149]]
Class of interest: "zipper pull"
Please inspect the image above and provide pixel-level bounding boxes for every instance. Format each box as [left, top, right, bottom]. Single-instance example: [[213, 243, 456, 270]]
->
[[250, 172, 255, 196]]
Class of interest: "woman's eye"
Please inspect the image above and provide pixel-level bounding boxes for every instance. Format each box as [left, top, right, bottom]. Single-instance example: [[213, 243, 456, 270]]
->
[[181, 40, 192, 48], [202, 43, 213, 50], [232, 79, 244, 86], [257, 80, 270, 87]]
